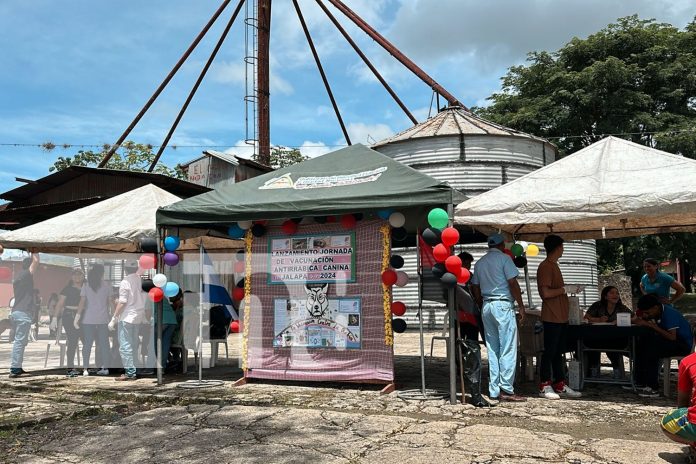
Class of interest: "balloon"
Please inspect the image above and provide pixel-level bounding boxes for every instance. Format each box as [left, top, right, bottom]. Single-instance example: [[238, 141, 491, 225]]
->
[[314, 216, 327, 224], [440, 272, 458, 288], [281, 220, 298, 235], [431, 263, 446, 278], [139, 254, 156, 270], [139, 238, 158, 253], [441, 227, 460, 247], [238, 220, 253, 230], [391, 227, 408, 242], [234, 260, 245, 274], [141, 279, 155, 293], [340, 214, 357, 229], [251, 224, 266, 237], [228, 224, 245, 239], [511, 243, 524, 257], [381, 269, 397, 286], [513, 256, 528, 268], [254, 220, 268, 225], [163, 282, 180, 298], [377, 209, 393, 220], [0, 267, 11, 280], [353, 213, 364, 221], [230, 320, 240, 333], [527, 244, 540, 257], [235, 250, 245, 262], [163, 252, 179, 267], [388, 212, 406, 228], [427, 208, 449, 229], [236, 278, 245, 288], [458, 267, 471, 284], [326, 216, 337, 223], [152, 273, 167, 288], [392, 318, 407, 333], [395, 271, 409, 287], [391, 301, 406, 316], [433, 244, 450, 262], [503, 249, 514, 259], [518, 241, 529, 251], [422, 227, 442, 246], [148, 287, 164, 302], [445, 255, 462, 274], [389, 255, 404, 269], [232, 287, 245, 301], [163, 236, 180, 252]]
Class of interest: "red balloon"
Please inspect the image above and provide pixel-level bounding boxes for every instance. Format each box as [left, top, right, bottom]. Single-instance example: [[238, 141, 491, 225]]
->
[[445, 255, 462, 274], [232, 287, 245, 301], [503, 249, 514, 259], [0, 266, 11, 280], [148, 287, 164, 302], [458, 267, 471, 284], [281, 220, 298, 235], [340, 214, 357, 229], [139, 254, 156, 270], [433, 243, 450, 262], [441, 227, 460, 247], [391, 301, 406, 316], [254, 220, 268, 225], [381, 269, 398, 286], [230, 320, 240, 333], [234, 260, 245, 274]]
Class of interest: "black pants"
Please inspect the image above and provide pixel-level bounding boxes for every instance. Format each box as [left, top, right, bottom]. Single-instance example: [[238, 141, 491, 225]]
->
[[62, 310, 82, 369], [635, 331, 691, 389], [458, 322, 482, 389], [540, 322, 568, 385]]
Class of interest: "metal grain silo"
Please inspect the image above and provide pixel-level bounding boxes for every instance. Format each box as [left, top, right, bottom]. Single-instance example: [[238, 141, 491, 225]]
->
[[372, 106, 599, 326]]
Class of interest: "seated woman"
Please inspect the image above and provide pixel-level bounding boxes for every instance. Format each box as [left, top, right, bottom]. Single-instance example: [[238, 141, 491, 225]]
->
[[583, 286, 633, 378]]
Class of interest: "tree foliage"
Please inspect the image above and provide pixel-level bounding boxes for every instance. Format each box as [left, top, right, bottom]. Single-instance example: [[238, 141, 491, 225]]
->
[[474, 16, 696, 286], [48, 141, 185, 179], [253, 146, 309, 169]]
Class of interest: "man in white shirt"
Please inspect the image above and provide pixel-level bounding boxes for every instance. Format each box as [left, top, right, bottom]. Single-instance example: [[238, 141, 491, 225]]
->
[[109, 259, 147, 380]]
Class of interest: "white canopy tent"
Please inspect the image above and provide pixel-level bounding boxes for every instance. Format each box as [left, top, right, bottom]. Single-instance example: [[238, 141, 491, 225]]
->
[[454, 136, 696, 240]]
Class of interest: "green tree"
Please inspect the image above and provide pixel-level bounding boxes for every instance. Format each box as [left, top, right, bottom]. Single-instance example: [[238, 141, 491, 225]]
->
[[254, 146, 309, 169], [48, 141, 185, 179], [474, 16, 696, 287]]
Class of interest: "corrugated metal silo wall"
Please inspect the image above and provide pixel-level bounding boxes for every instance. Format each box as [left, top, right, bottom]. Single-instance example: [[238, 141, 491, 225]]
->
[[376, 135, 599, 327]]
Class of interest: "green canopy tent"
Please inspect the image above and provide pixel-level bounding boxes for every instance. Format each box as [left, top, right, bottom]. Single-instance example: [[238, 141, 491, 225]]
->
[[157, 144, 466, 402]]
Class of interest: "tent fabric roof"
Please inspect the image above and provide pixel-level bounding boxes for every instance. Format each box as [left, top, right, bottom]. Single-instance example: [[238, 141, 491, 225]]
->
[[454, 136, 696, 240], [157, 144, 465, 227], [0, 184, 181, 253]]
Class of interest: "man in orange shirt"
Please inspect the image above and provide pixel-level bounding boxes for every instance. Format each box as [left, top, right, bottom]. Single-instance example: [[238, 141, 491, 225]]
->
[[537, 235, 581, 399]]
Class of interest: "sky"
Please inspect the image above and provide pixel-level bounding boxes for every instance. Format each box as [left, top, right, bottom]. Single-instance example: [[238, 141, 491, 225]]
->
[[0, 0, 693, 194]]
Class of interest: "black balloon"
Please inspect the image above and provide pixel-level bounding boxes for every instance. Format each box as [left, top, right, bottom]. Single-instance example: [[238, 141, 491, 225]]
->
[[314, 216, 327, 224], [513, 256, 528, 268], [235, 250, 245, 262], [440, 272, 458, 288], [389, 255, 405, 269], [139, 238, 158, 253], [392, 318, 407, 333], [392, 227, 408, 242], [141, 279, 155, 292], [422, 227, 442, 246], [353, 212, 364, 221], [291, 217, 303, 224], [236, 278, 245, 288], [251, 224, 266, 237], [432, 263, 446, 278]]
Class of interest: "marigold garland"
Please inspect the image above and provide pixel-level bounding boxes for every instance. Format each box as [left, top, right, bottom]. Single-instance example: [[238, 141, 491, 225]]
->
[[380, 224, 393, 346], [241, 229, 253, 371]]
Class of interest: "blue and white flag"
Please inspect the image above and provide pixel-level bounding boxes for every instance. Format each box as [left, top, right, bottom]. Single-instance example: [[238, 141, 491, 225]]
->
[[202, 246, 239, 320]]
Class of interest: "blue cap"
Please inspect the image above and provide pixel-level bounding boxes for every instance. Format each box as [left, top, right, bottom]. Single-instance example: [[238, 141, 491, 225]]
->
[[487, 233, 505, 247]]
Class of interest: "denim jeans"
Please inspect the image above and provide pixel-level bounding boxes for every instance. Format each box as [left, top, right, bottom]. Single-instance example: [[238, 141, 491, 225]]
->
[[481, 300, 518, 397], [118, 321, 140, 378], [10, 310, 32, 373], [82, 324, 110, 369]]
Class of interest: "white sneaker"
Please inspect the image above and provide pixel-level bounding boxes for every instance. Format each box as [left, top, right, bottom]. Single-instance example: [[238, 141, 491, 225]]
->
[[82, 369, 89, 377], [539, 384, 560, 400], [96, 368, 109, 376], [556, 384, 582, 398]]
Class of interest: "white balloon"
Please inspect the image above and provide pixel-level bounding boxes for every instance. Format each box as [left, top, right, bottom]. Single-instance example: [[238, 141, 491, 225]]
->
[[388, 212, 406, 228], [238, 220, 253, 230], [153, 273, 168, 288], [518, 241, 529, 251], [395, 271, 410, 287]]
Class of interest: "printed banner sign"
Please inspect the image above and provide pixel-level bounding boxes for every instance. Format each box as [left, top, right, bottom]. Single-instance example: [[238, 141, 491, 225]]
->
[[273, 291, 361, 349], [268, 233, 356, 284]]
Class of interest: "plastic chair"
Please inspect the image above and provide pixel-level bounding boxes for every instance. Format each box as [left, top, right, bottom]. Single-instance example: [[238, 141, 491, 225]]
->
[[209, 323, 230, 367], [429, 315, 449, 359]]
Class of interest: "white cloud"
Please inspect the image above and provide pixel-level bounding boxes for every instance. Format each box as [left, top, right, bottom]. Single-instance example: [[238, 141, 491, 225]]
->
[[299, 140, 331, 158], [224, 140, 257, 159], [212, 56, 293, 96], [344, 122, 394, 145]]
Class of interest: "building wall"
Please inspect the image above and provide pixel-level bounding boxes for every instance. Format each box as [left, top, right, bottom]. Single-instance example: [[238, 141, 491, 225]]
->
[[0, 261, 74, 309]]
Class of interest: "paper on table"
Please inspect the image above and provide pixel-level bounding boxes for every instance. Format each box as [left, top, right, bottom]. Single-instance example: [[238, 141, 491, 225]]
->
[[564, 284, 586, 295], [590, 322, 613, 326]]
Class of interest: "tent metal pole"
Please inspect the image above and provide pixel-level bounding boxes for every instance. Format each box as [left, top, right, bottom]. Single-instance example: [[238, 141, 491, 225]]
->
[[447, 204, 457, 405], [198, 242, 204, 382], [156, 227, 164, 386], [523, 264, 533, 309], [416, 228, 426, 396]]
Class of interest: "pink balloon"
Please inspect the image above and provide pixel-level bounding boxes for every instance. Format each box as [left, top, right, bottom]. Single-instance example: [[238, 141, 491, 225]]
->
[[395, 271, 409, 287]]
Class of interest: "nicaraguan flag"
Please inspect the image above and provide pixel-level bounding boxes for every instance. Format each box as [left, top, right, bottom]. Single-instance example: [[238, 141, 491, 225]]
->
[[202, 246, 239, 320]]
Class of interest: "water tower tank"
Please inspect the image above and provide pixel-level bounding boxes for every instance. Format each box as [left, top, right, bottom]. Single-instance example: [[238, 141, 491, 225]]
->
[[372, 106, 599, 326]]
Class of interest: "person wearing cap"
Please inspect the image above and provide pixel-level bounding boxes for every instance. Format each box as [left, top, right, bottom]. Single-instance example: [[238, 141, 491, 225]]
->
[[470, 233, 527, 402], [537, 234, 582, 399], [110, 258, 148, 380]]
